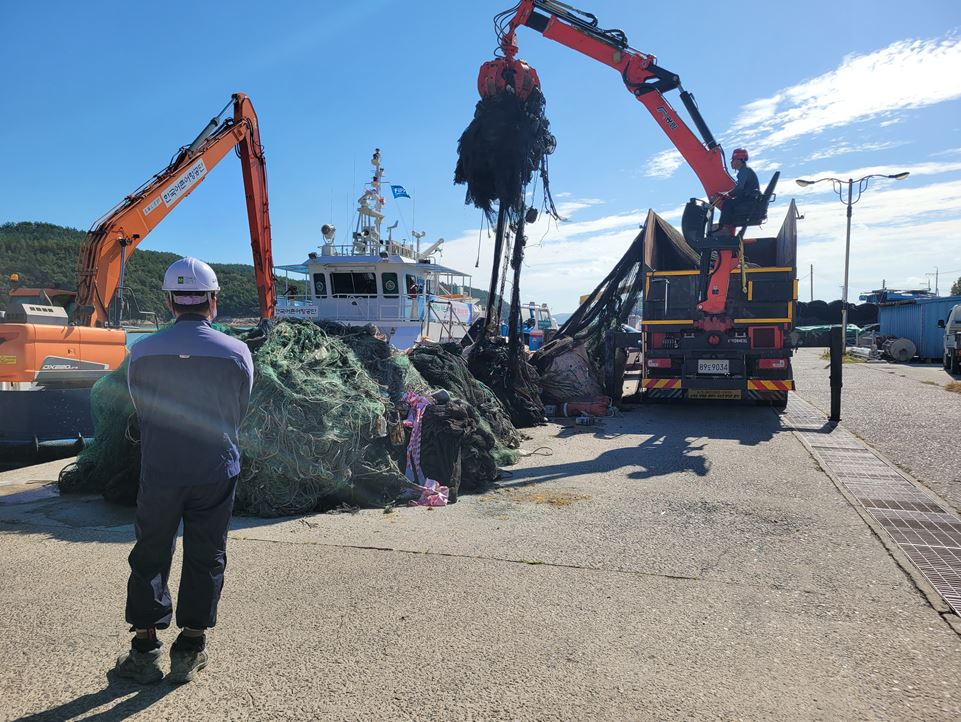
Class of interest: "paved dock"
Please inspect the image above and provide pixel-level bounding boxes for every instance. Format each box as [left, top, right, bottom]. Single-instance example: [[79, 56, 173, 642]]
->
[[2, 401, 960, 721]]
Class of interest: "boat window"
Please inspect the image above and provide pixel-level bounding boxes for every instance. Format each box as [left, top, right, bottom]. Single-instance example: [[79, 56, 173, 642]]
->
[[406, 274, 424, 296], [382, 272, 399, 298], [331, 272, 378, 296], [312, 273, 328, 298]]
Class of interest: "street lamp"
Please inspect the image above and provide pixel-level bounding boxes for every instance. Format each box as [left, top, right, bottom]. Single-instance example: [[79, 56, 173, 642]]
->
[[795, 171, 910, 353]]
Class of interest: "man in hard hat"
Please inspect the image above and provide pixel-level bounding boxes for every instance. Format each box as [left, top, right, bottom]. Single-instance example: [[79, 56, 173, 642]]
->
[[114, 257, 254, 684], [716, 147, 760, 232]]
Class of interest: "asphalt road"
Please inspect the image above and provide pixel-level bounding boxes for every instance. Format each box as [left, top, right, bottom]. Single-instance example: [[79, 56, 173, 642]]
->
[[1, 404, 960, 721], [792, 348, 961, 513]]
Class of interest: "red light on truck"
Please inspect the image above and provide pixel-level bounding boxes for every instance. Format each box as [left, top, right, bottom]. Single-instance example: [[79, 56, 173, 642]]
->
[[758, 358, 787, 370], [647, 358, 671, 368]]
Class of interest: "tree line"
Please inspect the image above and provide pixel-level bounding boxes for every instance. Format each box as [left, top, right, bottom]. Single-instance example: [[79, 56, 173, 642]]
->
[[0, 221, 265, 320]]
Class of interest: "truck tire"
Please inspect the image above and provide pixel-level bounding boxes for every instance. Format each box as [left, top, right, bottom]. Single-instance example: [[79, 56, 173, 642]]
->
[[946, 353, 952, 371], [951, 353, 961, 376]]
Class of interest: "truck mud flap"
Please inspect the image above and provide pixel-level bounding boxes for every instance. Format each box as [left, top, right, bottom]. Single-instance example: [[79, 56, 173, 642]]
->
[[685, 388, 742, 400], [643, 388, 684, 401]]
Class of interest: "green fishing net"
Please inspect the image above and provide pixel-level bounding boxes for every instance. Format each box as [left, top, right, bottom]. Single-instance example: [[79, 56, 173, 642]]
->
[[58, 319, 516, 516]]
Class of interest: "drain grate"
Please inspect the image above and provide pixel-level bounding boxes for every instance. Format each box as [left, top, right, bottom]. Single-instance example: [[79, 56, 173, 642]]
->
[[785, 395, 961, 617]]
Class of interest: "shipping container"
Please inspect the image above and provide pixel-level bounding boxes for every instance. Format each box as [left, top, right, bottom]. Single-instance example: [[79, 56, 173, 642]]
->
[[879, 295, 961, 360]]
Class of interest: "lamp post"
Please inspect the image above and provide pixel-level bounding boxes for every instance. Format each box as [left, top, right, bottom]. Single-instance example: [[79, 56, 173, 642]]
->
[[795, 171, 910, 354]]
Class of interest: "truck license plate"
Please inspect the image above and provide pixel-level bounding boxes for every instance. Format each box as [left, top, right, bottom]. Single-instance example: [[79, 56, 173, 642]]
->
[[697, 359, 729, 374]]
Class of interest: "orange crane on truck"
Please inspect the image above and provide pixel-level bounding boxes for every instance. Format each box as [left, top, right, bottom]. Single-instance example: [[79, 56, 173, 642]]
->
[[486, 0, 796, 406], [0, 92, 276, 388]]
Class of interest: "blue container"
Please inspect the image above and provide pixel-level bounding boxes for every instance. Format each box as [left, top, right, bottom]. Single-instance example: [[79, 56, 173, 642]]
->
[[879, 295, 961, 360]]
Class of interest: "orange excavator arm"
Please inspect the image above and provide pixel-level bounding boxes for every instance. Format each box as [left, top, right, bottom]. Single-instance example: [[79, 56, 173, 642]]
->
[[493, 1, 777, 315], [75, 92, 276, 327], [497, 0, 735, 200]]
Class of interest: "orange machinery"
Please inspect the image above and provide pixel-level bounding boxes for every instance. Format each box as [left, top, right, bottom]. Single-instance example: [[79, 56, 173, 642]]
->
[[0, 93, 276, 387]]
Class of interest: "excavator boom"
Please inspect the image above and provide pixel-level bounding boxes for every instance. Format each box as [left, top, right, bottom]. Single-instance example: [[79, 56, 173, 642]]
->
[[75, 92, 276, 327]]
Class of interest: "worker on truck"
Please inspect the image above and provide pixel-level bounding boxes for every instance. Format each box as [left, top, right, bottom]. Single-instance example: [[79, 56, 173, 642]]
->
[[717, 147, 760, 231], [114, 257, 254, 685]]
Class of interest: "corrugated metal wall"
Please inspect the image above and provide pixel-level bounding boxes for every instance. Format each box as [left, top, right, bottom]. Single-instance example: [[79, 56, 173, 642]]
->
[[879, 296, 961, 359]]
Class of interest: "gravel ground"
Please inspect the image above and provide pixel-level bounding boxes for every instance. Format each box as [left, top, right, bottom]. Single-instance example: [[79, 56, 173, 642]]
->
[[792, 348, 961, 512]]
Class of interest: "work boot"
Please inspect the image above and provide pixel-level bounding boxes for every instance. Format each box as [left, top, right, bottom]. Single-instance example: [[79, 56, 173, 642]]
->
[[168, 637, 208, 684], [114, 647, 164, 684]]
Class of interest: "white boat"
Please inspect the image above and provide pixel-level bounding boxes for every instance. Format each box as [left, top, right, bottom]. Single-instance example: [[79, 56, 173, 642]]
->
[[274, 149, 481, 348]]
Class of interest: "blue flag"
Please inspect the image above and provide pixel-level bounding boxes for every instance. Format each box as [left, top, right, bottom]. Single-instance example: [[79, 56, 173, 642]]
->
[[390, 184, 411, 199]]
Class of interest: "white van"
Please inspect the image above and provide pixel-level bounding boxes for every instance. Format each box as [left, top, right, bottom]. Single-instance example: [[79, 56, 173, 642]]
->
[[940, 304, 961, 374]]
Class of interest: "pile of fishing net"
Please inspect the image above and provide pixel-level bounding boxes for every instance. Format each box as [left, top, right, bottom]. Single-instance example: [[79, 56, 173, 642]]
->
[[464, 335, 544, 428], [408, 341, 521, 471], [59, 320, 518, 516], [533, 225, 646, 402]]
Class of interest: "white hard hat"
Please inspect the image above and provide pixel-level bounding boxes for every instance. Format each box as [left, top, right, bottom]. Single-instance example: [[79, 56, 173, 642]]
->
[[162, 257, 220, 304]]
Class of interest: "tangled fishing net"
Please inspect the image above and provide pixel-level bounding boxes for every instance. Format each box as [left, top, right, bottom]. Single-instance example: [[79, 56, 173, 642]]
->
[[454, 57, 562, 428], [454, 87, 557, 219], [534, 212, 682, 401], [408, 341, 521, 473], [59, 320, 519, 515], [58, 359, 141, 504], [235, 320, 413, 515]]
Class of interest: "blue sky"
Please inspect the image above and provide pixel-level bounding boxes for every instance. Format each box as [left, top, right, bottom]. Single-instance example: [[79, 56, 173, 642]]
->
[[2, 0, 961, 312]]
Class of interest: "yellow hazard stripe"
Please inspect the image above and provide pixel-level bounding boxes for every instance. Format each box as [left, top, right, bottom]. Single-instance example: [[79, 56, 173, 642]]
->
[[644, 378, 682, 389], [747, 379, 794, 391]]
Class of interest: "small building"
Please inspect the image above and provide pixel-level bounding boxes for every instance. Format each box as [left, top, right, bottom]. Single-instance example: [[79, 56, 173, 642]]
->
[[878, 295, 961, 361]]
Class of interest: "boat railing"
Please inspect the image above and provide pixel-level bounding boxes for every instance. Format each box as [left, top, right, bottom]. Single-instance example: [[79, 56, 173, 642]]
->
[[275, 293, 480, 343], [316, 240, 420, 259], [277, 294, 462, 324], [423, 297, 477, 343]]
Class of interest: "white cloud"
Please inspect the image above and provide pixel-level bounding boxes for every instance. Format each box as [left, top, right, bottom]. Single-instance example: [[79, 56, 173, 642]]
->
[[787, 160, 961, 195], [554, 198, 605, 218], [804, 140, 907, 162], [442, 199, 647, 313], [643, 149, 683, 178], [793, 178, 961, 299], [641, 34, 961, 180], [443, 157, 961, 310], [732, 34, 961, 153]]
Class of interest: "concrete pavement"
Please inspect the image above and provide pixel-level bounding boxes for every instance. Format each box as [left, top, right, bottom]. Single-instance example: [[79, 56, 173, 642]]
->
[[1, 404, 960, 720]]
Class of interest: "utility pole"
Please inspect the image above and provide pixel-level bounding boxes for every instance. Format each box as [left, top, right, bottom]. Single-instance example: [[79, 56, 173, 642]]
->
[[810, 263, 813, 302], [926, 267, 939, 296]]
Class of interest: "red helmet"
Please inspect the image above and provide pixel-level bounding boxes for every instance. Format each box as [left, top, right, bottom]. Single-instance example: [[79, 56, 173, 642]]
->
[[731, 148, 749, 162]]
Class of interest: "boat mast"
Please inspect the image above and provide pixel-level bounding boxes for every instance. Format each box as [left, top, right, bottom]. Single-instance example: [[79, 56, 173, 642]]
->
[[353, 148, 386, 253]]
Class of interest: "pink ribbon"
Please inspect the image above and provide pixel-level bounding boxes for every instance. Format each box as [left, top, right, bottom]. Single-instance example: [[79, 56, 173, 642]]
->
[[403, 391, 449, 507]]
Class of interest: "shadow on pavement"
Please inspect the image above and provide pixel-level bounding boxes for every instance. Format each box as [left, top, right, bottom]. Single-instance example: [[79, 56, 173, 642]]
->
[[505, 433, 711, 488], [506, 404, 785, 489], [11, 670, 175, 722]]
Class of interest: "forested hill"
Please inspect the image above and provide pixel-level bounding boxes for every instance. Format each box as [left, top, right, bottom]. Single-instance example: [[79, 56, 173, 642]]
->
[[0, 221, 263, 319]]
